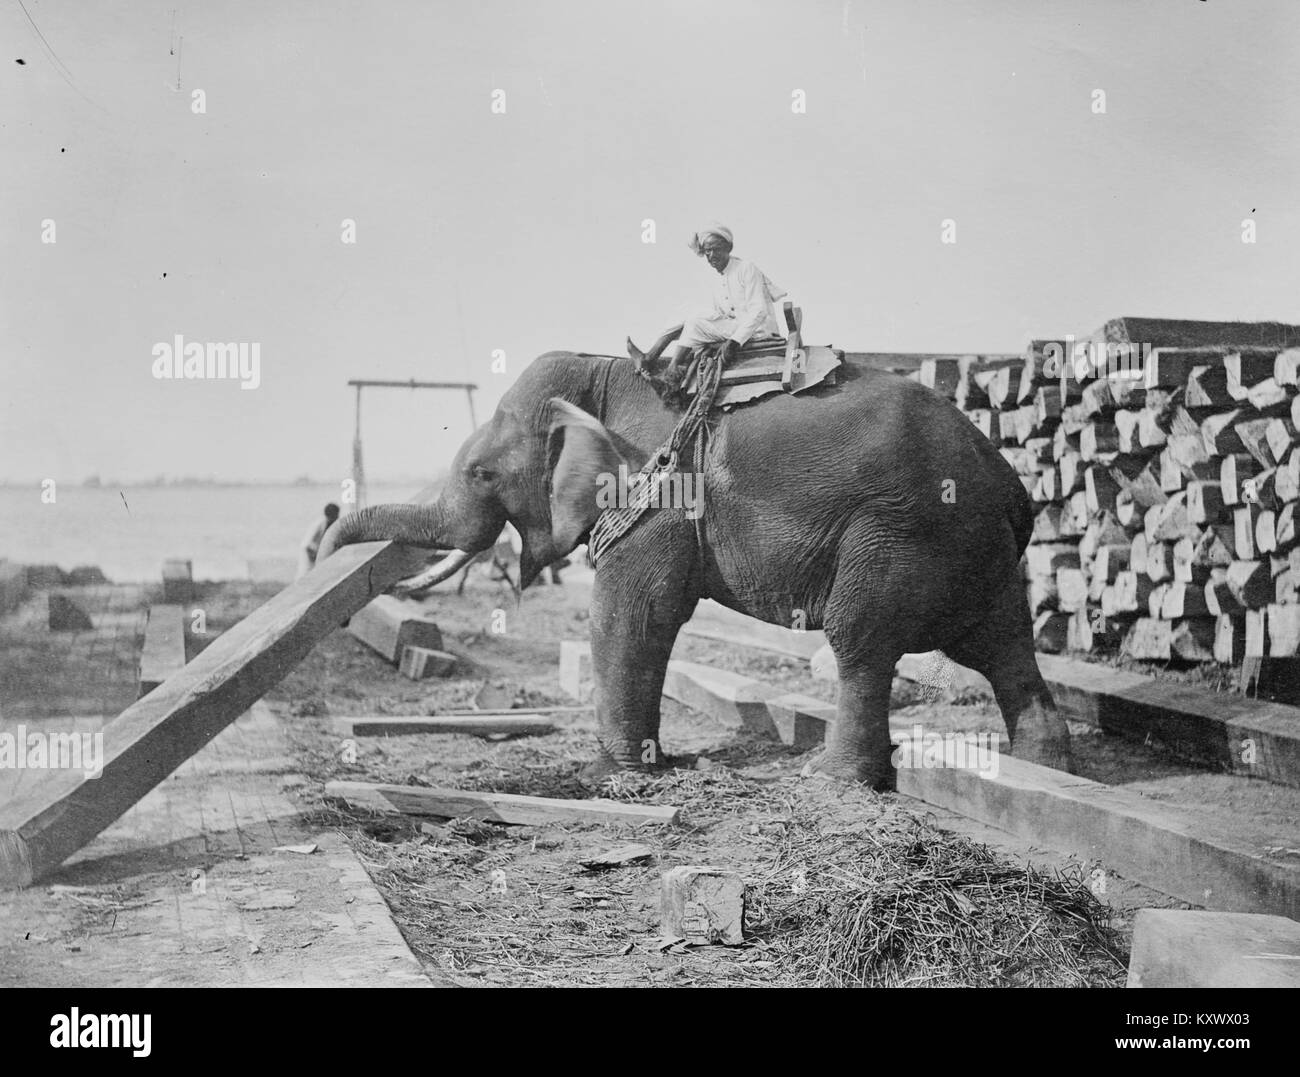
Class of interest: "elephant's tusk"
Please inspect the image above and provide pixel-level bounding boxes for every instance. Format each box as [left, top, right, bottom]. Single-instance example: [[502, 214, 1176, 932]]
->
[[390, 548, 478, 596]]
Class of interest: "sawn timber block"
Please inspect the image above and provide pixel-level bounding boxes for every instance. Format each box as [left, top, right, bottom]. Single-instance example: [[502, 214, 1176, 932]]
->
[[348, 594, 443, 665]]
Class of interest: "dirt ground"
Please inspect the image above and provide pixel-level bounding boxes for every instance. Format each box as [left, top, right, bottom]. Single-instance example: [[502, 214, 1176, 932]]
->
[[9, 571, 1296, 986], [0, 583, 145, 721]]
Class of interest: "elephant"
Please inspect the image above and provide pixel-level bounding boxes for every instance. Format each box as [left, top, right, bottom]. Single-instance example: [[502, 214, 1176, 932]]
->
[[317, 343, 1073, 789]]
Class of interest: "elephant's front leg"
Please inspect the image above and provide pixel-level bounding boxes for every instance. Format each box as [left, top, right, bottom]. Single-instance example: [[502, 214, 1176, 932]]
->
[[580, 546, 699, 782]]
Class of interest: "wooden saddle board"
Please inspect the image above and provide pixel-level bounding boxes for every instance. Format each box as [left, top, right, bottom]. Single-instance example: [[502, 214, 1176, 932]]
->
[[681, 302, 842, 409], [683, 344, 843, 409]]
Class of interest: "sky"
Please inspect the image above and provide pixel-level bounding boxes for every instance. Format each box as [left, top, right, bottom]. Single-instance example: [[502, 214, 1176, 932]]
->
[[2, 0, 1298, 484]]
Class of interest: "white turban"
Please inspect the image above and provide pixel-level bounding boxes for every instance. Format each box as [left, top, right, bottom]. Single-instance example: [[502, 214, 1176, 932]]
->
[[688, 223, 734, 255]]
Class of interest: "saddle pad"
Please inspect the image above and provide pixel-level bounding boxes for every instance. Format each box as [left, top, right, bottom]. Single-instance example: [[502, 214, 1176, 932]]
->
[[687, 346, 843, 410]]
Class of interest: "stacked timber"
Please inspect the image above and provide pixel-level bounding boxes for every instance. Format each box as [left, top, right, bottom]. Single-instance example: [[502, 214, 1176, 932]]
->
[[941, 317, 1300, 664]]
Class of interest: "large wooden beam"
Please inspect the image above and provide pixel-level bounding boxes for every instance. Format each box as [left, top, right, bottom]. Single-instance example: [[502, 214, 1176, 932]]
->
[[663, 661, 833, 751], [0, 541, 415, 889], [679, 600, 826, 659], [1127, 909, 1300, 988], [1036, 653, 1300, 788], [840, 352, 1021, 375], [908, 749, 1299, 919], [662, 660, 783, 738], [1086, 316, 1300, 351]]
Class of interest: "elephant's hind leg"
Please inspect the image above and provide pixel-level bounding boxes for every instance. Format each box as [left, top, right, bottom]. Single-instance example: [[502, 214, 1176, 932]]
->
[[942, 569, 1074, 773], [804, 657, 900, 790]]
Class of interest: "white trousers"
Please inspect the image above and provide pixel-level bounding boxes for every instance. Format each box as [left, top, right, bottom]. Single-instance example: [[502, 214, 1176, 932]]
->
[[672, 316, 784, 357], [672, 315, 740, 356]]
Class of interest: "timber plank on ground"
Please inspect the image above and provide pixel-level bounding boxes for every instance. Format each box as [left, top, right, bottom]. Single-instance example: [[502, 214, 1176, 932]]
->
[[333, 714, 557, 738], [324, 781, 680, 826], [1036, 654, 1300, 789], [0, 540, 416, 890], [903, 750, 1300, 920], [1127, 909, 1300, 988], [663, 660, 992, 754], [567, 634, 830, 750], [137, 604, 186, 698], [348, 594, 443, 665], [679, 600, 825, 659], [662, 660, 783, 738]]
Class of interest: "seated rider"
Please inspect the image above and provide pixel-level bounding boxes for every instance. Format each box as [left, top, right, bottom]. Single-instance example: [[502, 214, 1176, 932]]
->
[[661, 223, 788, 390]]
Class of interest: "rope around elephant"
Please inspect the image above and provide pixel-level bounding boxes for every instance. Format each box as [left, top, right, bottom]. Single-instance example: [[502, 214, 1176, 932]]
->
[[586, 349, 723, 566]]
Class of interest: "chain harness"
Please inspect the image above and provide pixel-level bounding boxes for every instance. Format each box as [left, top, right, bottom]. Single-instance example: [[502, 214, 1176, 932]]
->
[[586, 351, 723, 567]]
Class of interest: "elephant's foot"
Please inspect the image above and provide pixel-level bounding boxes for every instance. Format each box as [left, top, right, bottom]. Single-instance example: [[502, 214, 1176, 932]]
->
[[1009, 698, 1076, 774], [577, 754, 625, 788], [576, 747, 669, 789], [1011, 734, 1076, 775], [799, 749, 896, 793]]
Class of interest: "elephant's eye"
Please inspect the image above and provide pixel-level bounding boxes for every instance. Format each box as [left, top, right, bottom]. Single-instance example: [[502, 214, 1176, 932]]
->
[[471, 465, 495, 482]]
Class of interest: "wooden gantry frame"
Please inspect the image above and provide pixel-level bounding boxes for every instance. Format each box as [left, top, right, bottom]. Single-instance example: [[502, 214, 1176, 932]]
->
[[348, 379, 479, 508]]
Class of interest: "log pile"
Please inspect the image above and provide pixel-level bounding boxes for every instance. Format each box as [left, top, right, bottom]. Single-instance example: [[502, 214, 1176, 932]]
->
[[910, 318, 1300, 665]]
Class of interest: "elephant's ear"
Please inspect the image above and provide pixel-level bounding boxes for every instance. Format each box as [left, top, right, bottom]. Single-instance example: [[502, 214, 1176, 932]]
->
[[546, 398, 629, 553]]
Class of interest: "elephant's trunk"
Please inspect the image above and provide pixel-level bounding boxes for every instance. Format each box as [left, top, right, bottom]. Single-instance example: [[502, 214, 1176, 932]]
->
[[317, 502, 449, 562], [316, 501, 481, 592]]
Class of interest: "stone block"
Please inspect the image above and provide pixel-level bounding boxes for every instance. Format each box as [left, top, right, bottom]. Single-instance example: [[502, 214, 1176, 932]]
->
[[660, 866, 745, 946]]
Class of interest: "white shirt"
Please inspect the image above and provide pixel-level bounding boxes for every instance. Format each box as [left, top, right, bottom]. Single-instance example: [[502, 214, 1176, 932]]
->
[[711, 256, 787, 345], [300, 516, 331, 560], [295, 515, 333, 578]]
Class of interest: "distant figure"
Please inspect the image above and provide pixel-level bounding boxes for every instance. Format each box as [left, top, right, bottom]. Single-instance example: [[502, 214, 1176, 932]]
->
[[297, 502, 341, 578]]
